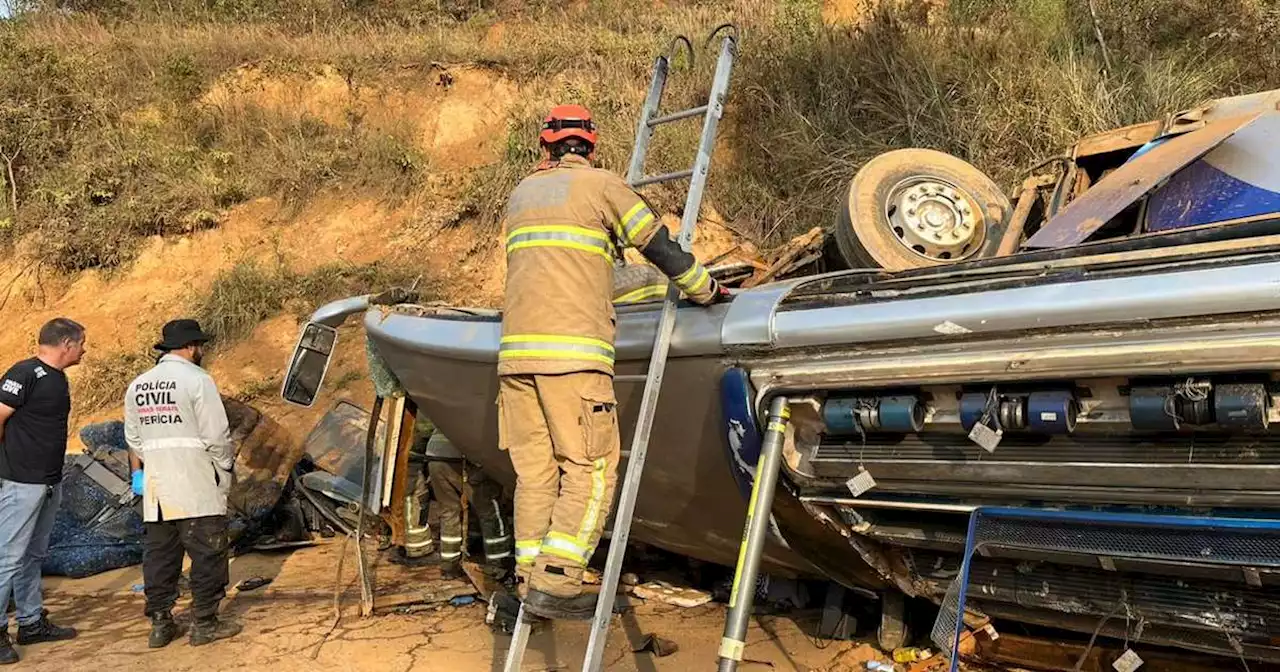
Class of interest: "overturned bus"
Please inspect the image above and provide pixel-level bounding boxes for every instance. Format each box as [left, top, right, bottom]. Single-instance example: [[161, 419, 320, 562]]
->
[[281, 88, 1280, 663]]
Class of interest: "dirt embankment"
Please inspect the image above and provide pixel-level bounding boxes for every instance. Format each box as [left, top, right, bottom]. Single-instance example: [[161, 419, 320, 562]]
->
[[0, 57, 746, 449], [0, 62, 518, 438]]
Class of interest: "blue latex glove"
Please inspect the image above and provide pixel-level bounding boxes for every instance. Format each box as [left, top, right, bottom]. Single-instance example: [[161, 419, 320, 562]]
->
[[131, 470, 144, 496]]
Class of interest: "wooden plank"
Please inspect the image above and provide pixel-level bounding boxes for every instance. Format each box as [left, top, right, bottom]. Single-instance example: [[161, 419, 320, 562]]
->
[[381, 398, 418, 546], [744, 226, 825, 288]]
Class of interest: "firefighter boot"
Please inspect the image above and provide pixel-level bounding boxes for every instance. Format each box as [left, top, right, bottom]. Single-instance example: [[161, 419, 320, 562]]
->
[[189, 617, 241, 646], [440, 559, 466, 581], [522, 588, 598, 621]]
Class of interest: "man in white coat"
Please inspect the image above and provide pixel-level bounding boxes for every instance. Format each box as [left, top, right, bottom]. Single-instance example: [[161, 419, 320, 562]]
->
[[125, 319, 241, 649]]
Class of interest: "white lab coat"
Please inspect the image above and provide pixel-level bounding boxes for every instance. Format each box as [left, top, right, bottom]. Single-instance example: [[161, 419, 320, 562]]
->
[[124, 354, 234, 522]]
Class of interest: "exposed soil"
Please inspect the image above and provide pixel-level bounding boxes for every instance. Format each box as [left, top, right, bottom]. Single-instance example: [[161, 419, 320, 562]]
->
[[28, 541, 877, 672]]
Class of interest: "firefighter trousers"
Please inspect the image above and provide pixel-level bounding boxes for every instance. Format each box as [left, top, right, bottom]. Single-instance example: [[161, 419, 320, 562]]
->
[[498, 372, 619, 598], [428, 459, 512, 563], [403, 455, 434, 559]]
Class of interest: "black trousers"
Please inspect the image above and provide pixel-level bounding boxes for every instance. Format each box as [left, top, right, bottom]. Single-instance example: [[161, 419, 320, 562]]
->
[[143, 513, 230, 620]]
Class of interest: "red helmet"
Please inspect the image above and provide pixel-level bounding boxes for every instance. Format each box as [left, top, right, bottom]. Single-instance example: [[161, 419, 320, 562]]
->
[[540, 104, 598, 147]]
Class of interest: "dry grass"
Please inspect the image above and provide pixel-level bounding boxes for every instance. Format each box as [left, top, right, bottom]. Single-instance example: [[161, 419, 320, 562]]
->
[[5, 0, 1280, 263], [72, 348, 155, 413], [192, 258, 421, 346], [715, 0, 1270, 243]]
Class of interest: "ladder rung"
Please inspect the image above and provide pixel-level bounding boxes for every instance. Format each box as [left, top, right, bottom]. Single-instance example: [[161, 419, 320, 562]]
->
[[648, 105, 709, 127], [614, 374, 648, 383], [632, 169, 694, 188]]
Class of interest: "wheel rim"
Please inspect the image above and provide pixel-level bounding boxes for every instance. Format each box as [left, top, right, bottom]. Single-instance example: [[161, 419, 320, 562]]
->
[[883, 176, 985, 261]]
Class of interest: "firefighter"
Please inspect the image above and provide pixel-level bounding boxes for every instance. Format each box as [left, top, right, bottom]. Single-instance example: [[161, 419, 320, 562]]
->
[[424, 431, 513, 578], [390, 421, 513, 580], [499, 104, 728, 620]]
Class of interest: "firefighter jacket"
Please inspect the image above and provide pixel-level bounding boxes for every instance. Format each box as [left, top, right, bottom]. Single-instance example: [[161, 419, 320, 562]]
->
[[124, 354, 235, 522], [499, 153, 718, 377]]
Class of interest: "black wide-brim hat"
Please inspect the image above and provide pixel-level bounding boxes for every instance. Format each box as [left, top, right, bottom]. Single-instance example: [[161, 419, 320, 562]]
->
[[154, 319, 213, 351]]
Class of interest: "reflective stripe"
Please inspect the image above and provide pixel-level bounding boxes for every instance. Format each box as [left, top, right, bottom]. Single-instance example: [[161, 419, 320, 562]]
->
[[621, 202, 655, 241], [515, 539, 541, 565], [577, 458, 608, 547], [485, 534, 513, 547], [499, 334, 615, 366], [507, 225, 614, 261], [486, 551, 512, 560], [492, 499, 507, 538], [542, 532, 589, 566], [674, 262, 711, 294], [440, 535, 464, 543], [441, 551, 462, 559], [767, 421, 787, 433], [405, 539, 435, 549], [615, 284, 668, 304]]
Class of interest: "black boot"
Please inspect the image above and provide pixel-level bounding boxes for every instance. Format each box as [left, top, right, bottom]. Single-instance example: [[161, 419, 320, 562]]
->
[[16, 615, 77, 645], [440, 560, 466, 581], [386, 547, 437, 568], [148, 612, 179, 649], [522, 588, 598, 621], [188, 616, 241, 646], [0, 628, 17, 665], [483, 557, 515, 582]]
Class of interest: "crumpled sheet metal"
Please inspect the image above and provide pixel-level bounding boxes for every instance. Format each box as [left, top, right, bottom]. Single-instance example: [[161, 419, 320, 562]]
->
[[1024, 111, 1263, 249]]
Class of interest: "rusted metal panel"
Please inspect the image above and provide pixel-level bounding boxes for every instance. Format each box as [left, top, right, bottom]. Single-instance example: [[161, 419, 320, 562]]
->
[[1024, 111, 1263, 249], [976, 633, 1230, 672], [1072, 119, 1163, 158]]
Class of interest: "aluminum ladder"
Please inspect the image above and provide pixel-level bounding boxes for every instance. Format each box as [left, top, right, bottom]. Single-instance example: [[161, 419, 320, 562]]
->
[[502, 24, 738, 672]]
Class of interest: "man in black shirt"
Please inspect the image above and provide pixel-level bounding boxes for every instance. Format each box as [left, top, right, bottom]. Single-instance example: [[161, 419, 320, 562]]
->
[[0, 318, 85, 665]]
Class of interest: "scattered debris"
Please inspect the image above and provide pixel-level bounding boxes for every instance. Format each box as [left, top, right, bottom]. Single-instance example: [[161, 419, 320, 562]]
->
[[449, 595, 476, 607], [632, 633, 679, 657], [742, 226, 827, 288], [621, 572, 640, 587], [892, 647, 934, 663], [236, 576, 273, 592], [371, 561, 477, 615], [632, 580, 712, 608], [821, 644, 883, 672], [459, 560, 506, 601], [1112, 648, 1143, 672], [50, 400, 309, 579]]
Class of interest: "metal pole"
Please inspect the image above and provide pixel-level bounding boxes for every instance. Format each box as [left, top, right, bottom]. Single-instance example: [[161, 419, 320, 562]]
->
[[581, 33, 737, 672], [676, 35, 735, 252], [947, 508, 983, 672], [626, 55, 668, 185], [717, 396, 791, 672], [356, 395, 384, 617], [502, 606, 532, 672]]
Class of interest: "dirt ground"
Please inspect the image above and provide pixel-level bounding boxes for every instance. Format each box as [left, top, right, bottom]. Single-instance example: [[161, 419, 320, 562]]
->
[[23, 541, 880, 672]]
